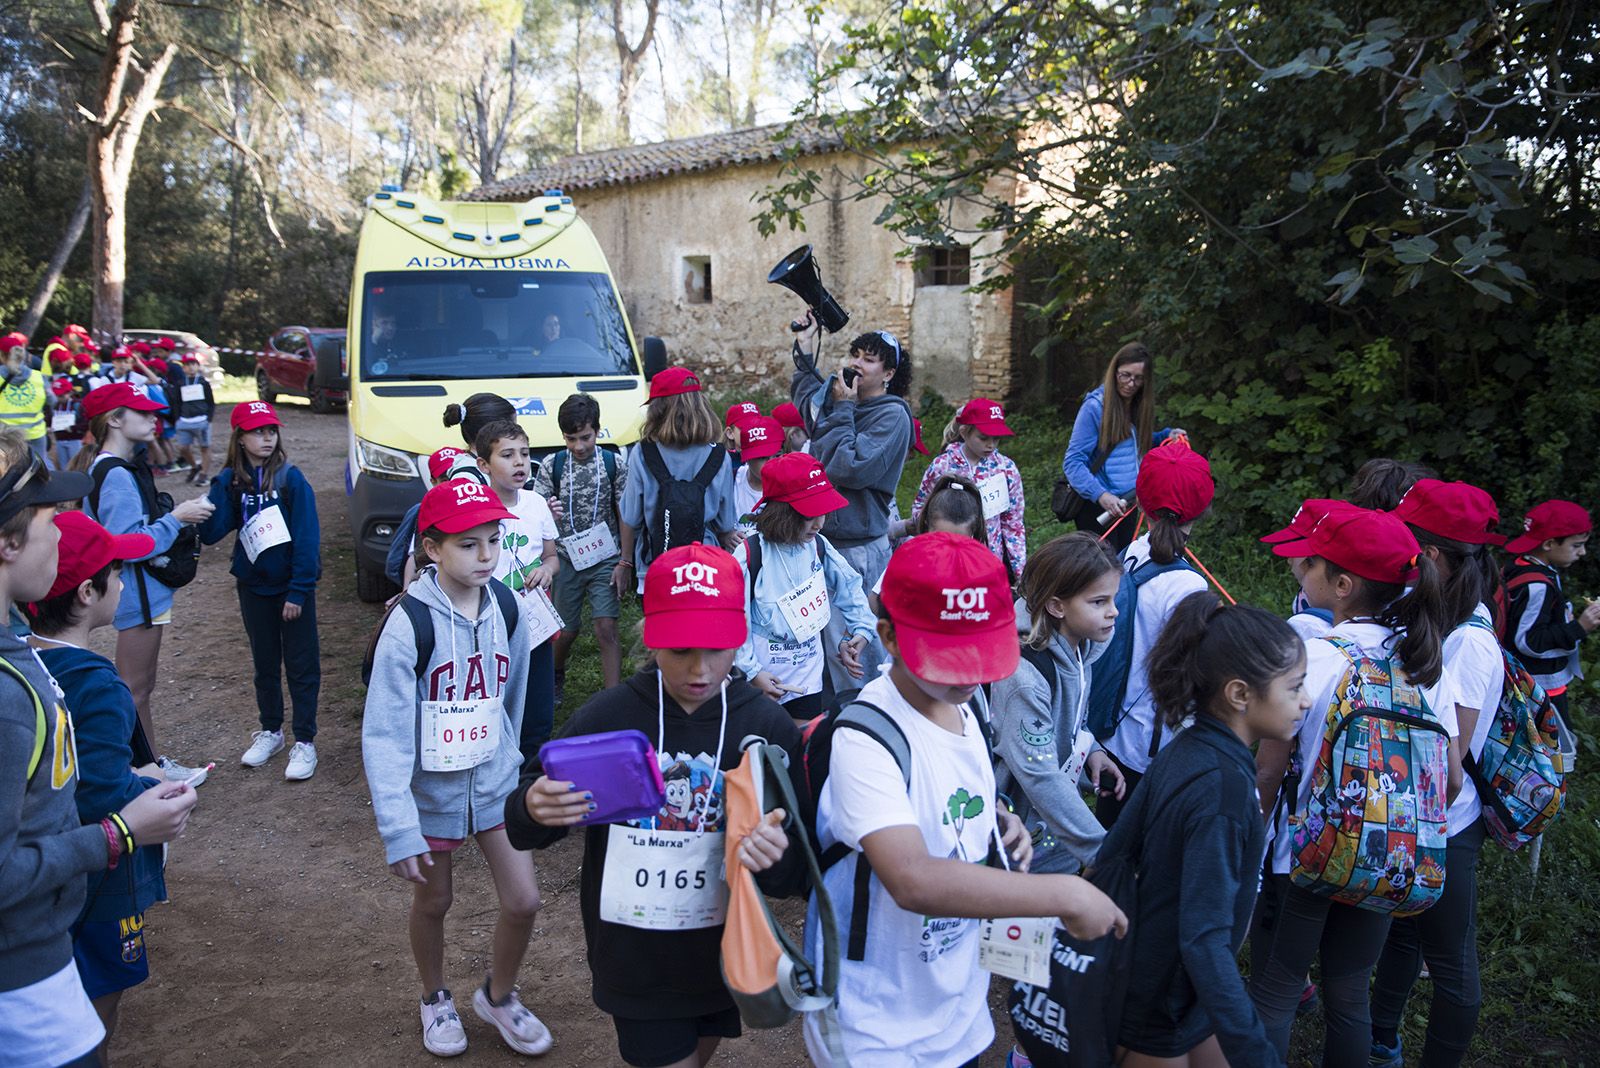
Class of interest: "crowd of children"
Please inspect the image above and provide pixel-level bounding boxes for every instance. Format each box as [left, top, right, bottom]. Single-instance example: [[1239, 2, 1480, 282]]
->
[[1, 339, 1594, 1068]]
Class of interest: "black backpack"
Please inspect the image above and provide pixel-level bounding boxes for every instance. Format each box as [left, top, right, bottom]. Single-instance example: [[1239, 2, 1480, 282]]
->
[[549, 446, 619, 497], [638, 441, 726, 561], [361, 579, 520, 687], [89, 456, 201, 619]]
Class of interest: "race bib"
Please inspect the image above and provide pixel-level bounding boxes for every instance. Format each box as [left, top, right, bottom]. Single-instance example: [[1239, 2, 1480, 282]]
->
[[978, 471, 1009, 520], [419, 696, 501, 772], [776, 569, 829, 641], [51, 410, 75, 431], [180, 383, 205, 402], [979, 915, 1056, 986], [1063, 728, 1096, 789], [561, 521, 618, 572], [757, 635, 823, 702], [600, 825, 727, 930], [519, 585, 565, 647], [240, 504, 291, 563]]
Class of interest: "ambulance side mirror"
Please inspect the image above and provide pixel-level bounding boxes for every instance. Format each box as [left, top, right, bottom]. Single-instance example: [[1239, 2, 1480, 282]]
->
[[641, 336, 667, 381]]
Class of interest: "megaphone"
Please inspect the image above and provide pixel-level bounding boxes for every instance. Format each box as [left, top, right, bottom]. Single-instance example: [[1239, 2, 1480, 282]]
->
[[768, 245, 850, 334]]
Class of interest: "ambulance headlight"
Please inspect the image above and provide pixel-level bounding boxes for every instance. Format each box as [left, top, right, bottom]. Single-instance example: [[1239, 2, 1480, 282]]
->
[[354, 437, 420, 481]]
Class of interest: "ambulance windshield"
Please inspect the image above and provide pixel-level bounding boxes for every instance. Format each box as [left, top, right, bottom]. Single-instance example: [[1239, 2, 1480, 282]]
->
[[359, 270, 636, 379]]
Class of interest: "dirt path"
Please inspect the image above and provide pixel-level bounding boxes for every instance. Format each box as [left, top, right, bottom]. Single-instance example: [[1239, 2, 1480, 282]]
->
[[102, 402, 823, 1067]]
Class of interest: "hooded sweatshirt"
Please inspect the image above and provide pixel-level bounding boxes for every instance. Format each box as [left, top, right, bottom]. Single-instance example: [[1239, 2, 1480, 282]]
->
[[0, 633, 107, 992], [198, 462, 321, 604], [791, 370, 912, 547], [37, 644, 166, 922], [85, 454, 184, 630], [362, 571, 532, 864], [990, 623, 1111, 874], [504, 668, 804, 1020]]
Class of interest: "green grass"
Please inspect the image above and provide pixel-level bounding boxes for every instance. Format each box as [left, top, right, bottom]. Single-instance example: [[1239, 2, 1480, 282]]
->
[[214, 374, 258, 404]]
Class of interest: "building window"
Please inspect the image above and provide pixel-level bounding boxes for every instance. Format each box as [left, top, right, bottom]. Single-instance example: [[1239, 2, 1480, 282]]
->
[[915, 244, 971, 287], [683, 256, 712, 303]]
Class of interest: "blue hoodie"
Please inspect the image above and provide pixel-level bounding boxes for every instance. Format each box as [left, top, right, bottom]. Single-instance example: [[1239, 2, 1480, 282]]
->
[[36, 645, 166, 922], [198, 462, 321, 605]]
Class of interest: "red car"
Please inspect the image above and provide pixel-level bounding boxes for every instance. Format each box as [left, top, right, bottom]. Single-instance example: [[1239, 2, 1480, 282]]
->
[[258, 326, 348, 413]]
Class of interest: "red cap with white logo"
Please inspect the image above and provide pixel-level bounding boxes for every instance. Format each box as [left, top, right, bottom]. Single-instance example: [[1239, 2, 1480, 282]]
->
[[738, 416, 782, 461], [1506, 499, 1592, 554], [428, 447, 467, 482], [641, 543, 747, 649], [879, 531, 1019, 685], [756, 451, 847, 516], [83, 382, 165, 419], [418, 478, 517, 535], [230, 401, 282, 432], [1391, 479, 1506, 546], [1260, 498, 1357, 545], [0, 332, 26, 352], [725, 401, 762, 429], [955, 398, 1014, 437]]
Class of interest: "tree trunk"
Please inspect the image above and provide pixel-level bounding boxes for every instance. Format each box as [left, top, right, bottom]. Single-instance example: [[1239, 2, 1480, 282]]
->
[[85, 0, 175, 342], [16, 180, 92, 342], [611, 0, 660, 143]]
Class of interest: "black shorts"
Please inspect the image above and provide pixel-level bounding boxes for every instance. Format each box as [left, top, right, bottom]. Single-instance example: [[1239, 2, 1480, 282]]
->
[[612, 1006, 742, 1067]]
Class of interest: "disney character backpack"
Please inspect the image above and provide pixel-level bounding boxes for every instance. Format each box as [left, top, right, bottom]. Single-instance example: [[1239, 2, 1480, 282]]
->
[[1288, 637, 1451, 916]]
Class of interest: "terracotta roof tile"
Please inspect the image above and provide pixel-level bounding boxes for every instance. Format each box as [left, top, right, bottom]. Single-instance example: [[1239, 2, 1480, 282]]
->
[[468, 119, 844, 201]]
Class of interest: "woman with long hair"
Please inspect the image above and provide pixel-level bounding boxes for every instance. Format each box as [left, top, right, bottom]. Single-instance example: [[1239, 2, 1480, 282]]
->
[[1059, 342, 1172, 550]]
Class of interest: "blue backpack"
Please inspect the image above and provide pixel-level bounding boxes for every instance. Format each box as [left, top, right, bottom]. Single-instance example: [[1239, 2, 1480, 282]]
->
[[1084, 557, 1193, 741]]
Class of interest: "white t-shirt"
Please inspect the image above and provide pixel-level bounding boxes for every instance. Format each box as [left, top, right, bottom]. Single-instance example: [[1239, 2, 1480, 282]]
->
[[0, 960, 104, 1065], [1287, 610, 1333, 641], [1104, 535, 1208, 773], [1443, 604, 1504, 836], [1270, 620, 1458, 874], [493, 489, 560, 594], [803, 673, 997, 1067], [733, 464, 762, 536]]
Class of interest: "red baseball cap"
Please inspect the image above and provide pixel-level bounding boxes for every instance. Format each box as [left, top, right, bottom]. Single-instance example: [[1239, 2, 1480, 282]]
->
[[83, 382, 165, 419], [771, 402, 804, 429], [1506, 499, 1592, 554], [1392, 479, 1506, 546], [45, 511, 155, 602], [51, 379, 74, 398], [647, 366, 701, 400], [155, 337, 176, 351], [641, 543, 747, 650], [757, 452, 848, 517], [1135, 439, 1215, 523], [72, 354, 93, 370], [956, 398, 1013, 437], [879, 531, 1018, 685], [427, 447, 467, 481], [0, 332, 26, 351], [64, 324, 89, 339], [111, 346, 131, 360], [418, 478, 516, 535], [1272, 507, 1421, 585], [739, 416, 783, 461], [910, 417, 928, 455], [130, 341, 151, 355], [180, 353, 199, 364], [1261, 498, 1357, 544], [231, 400, 282, 431], [146, 358, 169, 374], [725, 401, 762, 429]]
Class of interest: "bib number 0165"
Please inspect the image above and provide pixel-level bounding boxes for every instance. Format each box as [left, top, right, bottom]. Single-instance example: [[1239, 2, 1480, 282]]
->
[[634, 868, 709, 891]]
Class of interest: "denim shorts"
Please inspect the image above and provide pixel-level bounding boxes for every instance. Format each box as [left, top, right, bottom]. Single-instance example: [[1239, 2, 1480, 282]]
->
[[175, 424, 211, 447]]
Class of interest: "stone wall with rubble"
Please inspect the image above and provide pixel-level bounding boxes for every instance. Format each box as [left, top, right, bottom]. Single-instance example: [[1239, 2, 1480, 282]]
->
[[558, 156, 1024, 405]]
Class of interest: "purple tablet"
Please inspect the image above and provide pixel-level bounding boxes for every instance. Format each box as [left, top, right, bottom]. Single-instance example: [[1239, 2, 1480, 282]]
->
[[539, 729, 666, 825]]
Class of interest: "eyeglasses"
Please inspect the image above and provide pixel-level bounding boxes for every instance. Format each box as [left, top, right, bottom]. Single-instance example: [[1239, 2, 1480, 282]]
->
[[1116, 371, 1145, 385]]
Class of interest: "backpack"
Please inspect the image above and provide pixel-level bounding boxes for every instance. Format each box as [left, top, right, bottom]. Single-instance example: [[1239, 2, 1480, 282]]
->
[[89, 456, 201, 599], [1460, 618, 1573, 850], [1084, 556, 1193, 742], [743, 532, 824, 592], [1288, 637, 1451, 916], [720, 740, 845, 1061], [638, 441, 726, 562], [549, 446, 618, 500], [1, 656, 47, 782], [798, 699, 994, 962], [360, 579, 519, 687], [1495, 567, 1551, 645], [982, 643, 1059, 710]]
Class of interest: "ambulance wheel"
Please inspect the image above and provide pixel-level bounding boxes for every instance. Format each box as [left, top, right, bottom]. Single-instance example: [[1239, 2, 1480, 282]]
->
[[310, 387, 333, 414], [355, 558, 395, 604], [256, 371, 277, 403]]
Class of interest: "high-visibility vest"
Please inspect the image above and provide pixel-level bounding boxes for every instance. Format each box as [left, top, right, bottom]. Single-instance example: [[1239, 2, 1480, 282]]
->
[[39, 342, 66, 376], [0, 371, 47, 439]]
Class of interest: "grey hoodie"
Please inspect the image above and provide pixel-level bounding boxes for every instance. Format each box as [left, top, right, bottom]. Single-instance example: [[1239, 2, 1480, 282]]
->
[[0, 632, 108, 992], [990, 623, 1111, 875], [792, 369, 912, 546], [362, 572, 532, 865]]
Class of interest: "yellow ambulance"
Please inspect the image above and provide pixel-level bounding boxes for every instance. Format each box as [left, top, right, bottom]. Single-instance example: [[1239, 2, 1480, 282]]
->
[[345, 186, 664, 601]]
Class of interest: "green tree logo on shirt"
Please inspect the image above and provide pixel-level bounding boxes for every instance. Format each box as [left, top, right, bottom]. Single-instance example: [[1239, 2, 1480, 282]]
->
[[943, 787, 985, 835]]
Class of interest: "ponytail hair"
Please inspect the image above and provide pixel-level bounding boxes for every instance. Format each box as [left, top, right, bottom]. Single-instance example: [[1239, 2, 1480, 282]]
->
[[1147, 507, 1190, 565], [914, 473, 985, 542], [1380, 553, 1447, 689], [443, 392, 517, 448], [1019, 532, 1122, 650], [1407, 525, 1502, 633], [1148, 591, 1304, 729], [1347, 458, 1438, 511], [940, 416, 963, 448], [70, 412, 117, 473]]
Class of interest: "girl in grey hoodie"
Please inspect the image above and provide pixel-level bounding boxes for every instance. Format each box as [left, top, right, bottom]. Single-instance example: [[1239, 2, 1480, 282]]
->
[[991, 533, 1128, 876]]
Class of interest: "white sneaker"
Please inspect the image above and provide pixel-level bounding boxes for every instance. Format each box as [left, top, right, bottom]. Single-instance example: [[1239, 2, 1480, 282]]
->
[[284, 742, 318, 781], [473, 981, 553, 1055], [420, 989, 467, 1057], [241, 730, 284, 768], [157, 755, 209, 787]]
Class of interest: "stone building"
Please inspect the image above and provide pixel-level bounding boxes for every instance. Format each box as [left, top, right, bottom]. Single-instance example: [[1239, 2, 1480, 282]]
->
[[470, 122, 1047, 405]]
